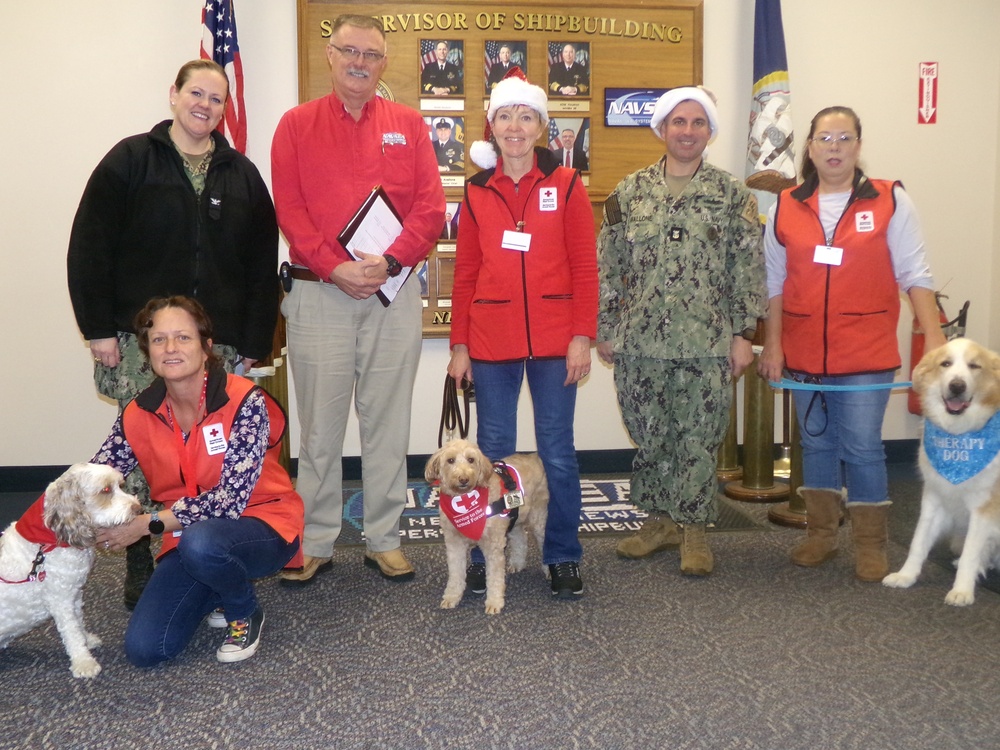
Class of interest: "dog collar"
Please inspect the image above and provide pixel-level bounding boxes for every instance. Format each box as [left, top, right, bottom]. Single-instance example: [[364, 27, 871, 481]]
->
[[923, 411, 1000, 485], [0, 542, 48, 584]]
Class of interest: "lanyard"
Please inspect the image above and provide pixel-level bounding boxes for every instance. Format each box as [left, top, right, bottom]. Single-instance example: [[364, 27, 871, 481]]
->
[[165, 371, 208, 497]]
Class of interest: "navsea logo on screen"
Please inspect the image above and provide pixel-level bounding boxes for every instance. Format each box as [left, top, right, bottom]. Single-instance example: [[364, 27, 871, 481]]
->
[[604, 88, 671, 127]]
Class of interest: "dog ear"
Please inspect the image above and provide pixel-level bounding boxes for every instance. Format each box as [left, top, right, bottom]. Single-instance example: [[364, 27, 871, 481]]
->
[[425, 449, 443, 483], [912, 346, 941, 395], [43, 464, 97, 548], [475, 450, 494, 486], [982, 347, 1000, 406]]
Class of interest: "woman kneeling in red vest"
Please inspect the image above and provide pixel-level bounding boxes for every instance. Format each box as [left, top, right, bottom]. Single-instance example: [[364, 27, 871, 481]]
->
[[94, 296, 304, 666]]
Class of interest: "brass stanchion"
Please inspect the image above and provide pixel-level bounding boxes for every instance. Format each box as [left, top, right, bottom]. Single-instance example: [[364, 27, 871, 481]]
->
[[723, 344, 789, 503], [716, 380, 742, 481], [767, 396, 807, 527], [773, 389, 792, 478]]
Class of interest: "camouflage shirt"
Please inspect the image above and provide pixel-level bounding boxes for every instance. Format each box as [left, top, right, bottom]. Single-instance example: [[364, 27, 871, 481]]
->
[[598, 157, 766, 360]]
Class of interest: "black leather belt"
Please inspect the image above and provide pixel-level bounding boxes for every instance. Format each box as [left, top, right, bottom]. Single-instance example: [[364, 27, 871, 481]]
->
[[288, 266, 324, 282]]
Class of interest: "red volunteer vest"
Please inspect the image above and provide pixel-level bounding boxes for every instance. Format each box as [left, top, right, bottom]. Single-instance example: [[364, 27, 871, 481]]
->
[[461, 154, 587, 361], [774, 174, 902, 376], [122, 370, 303, 565]]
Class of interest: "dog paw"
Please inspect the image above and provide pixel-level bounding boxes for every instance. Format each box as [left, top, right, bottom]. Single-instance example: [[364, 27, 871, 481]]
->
[[882, 572, 916, 588], [945, 588, 975, 607], [85, 632, 102, 649], [506, 561, 525, 574], [71, 656, 102, 679], [440, 596, 461, 609], [484, 598, 505, 615]]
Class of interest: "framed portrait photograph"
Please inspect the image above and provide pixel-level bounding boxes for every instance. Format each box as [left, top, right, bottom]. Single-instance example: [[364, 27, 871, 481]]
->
[[484, 40, 527, 94], [548, 117, 590, 171], [547, 41, 590, 98], [425, 117, 465, 174], [420, 39, 464, 97], [439, 201, 461, 242]]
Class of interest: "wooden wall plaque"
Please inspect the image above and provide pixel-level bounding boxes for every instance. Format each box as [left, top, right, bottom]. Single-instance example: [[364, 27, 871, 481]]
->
[[296, 0, 703, 337]]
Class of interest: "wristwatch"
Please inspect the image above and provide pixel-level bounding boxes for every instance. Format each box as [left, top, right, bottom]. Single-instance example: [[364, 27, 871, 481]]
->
[[738, 326, 757, 342], [384, 254, 402, 278], [148, 511, 165, 536]]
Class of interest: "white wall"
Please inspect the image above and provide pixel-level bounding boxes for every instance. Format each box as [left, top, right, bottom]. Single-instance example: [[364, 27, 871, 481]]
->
[[1, 0, 998, 468]]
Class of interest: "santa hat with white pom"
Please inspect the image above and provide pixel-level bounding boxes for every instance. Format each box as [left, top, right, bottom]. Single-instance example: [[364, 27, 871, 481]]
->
[[469, 66, 549, 170]]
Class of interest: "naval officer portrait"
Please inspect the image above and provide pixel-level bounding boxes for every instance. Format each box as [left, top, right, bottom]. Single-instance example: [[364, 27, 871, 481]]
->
[[421, 40, 463, 96], [548, 42, 590, 97]]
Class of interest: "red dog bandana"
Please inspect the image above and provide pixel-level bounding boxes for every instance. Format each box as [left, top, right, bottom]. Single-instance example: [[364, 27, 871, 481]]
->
[[440, 486, 491, 541], [14, 496, 62, 551]]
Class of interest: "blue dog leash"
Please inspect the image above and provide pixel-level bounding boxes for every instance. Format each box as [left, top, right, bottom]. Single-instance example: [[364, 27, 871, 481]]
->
[[769, 378, 912, 392], [769, 377, 913, 437]]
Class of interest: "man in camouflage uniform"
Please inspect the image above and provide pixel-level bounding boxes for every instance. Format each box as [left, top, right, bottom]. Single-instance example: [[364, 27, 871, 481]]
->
[[597, 87, 766, 576]]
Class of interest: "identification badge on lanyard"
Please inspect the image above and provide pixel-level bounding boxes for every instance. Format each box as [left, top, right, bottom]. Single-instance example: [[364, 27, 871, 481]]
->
[[813, 244, 844, 266], [202, 422, 227, 455], [502, 230, 531, 252]]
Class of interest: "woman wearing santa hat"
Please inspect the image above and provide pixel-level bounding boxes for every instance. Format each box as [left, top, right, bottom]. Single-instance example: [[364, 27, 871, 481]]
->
[[447, 70, 598, 599]]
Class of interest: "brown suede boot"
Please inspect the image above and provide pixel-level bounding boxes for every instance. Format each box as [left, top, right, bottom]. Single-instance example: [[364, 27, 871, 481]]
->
[[616, 514, 682, 559], [680, 524, 713, 576], [849, 503, 890, 582], [790, 488, 843, 567]]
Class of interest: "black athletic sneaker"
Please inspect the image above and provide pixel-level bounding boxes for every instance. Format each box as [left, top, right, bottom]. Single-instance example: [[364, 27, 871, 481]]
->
[[466, 562, 487, 595], [549, 562, 584, 599], [216, 607, 265, 663]]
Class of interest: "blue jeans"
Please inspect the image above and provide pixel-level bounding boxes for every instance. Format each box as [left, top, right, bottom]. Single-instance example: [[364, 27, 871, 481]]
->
[[470, 358, 582, 566], [124, 518, 299, 668], [791, 371, 895, 503]]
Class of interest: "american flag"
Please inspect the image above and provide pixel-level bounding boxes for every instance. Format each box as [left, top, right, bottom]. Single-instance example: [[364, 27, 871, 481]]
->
[[548, 119, 563, 151], [200, 0, 246, 153], [420, 40, 439, 69], [484, 40, 500, 81]]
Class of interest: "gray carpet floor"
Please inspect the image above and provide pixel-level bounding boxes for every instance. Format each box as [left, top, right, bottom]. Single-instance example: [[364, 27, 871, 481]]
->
[[2, 475, 1000, 749]]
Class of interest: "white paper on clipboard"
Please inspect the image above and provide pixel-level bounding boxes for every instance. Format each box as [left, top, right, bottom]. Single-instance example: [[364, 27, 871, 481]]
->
[[338, 186, 410, 305]]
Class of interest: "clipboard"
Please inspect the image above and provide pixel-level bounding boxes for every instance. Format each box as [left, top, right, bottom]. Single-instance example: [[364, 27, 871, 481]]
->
[[337, 185, 411, 306]]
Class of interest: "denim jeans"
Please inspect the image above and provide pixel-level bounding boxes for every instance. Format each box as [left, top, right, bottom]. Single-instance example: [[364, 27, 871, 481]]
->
[[470, 358, 582, 565], [791, 371, 895, 503], [124, 517, 299, 667]]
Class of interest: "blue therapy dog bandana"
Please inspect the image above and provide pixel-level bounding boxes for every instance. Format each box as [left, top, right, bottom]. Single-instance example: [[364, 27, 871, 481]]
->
[[923, 412, 1000, 485]]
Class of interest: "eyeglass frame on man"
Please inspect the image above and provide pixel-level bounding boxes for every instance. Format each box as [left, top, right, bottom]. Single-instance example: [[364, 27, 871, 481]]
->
[[328, 43, 385, 64]]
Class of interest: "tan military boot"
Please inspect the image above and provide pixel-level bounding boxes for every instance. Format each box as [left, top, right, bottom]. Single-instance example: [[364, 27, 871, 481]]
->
[[616, 514, 682, 559], [680, 524, 714, 576]]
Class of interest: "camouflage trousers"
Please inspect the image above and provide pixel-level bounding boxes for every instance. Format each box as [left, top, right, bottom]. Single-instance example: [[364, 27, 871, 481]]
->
[[93, 332, 239, 510], [614, 355, 732, 525]]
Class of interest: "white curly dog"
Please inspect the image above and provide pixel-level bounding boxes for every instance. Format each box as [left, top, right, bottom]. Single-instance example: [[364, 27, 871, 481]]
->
[[0, 463, 139, 677]]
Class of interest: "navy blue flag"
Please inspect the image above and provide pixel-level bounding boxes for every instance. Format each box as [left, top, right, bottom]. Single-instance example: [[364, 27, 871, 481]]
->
[[745, 0, 796, 208]]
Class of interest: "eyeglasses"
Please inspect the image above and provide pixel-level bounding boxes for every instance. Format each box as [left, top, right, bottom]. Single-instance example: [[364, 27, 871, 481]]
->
[[810, 134, 859, 146], [329, 44, 385, 64]]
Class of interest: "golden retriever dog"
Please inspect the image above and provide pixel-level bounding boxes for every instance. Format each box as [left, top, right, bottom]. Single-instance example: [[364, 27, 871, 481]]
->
[[425, 440, 549, 615], [0, 464, 140, 677], [883, 338, 1000, 605]]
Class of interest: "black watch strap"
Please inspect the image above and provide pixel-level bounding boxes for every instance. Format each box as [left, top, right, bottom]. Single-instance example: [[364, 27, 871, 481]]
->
[[384, 254, 402, 278]]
